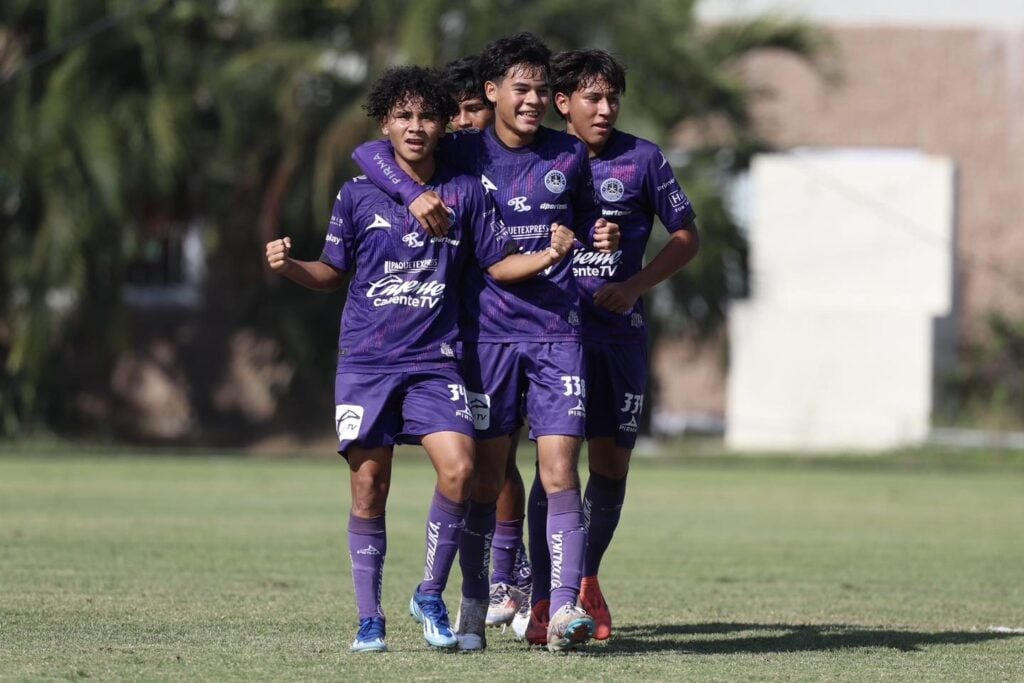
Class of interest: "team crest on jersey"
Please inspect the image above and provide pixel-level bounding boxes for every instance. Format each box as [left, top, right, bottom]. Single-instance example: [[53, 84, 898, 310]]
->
[[567, 310, 580, 327], [335, 404, 364, 441], [544, 170, 567, 194], [440, 342, 455, 358], [600, 177, 625, 202], [402, 231, 425, 248], [631, 312, 644, 328]]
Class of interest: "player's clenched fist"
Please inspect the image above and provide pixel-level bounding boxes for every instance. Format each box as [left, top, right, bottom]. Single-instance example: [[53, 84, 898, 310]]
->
[[592, 218, 620, 253], [409, 191, 451, 237], [547, 223, 575, 261], [266, 237, 292, 272]]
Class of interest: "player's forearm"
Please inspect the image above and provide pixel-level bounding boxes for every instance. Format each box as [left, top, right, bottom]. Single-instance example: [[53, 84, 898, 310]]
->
[[626, 226, 699, 295], [352, 141, 426, 206], [487, 252, 559, 284], [279, 259, 346, 292]]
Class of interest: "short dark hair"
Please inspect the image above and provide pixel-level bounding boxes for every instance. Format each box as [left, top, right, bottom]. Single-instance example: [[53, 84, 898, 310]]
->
[[477, 32, 552, 85], [363, 66, 458, 122], [550, 49, 627, 99], [443, 55, 488, 105]]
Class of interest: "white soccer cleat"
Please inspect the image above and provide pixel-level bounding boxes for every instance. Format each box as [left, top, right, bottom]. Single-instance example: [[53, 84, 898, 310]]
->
[[510, 583, 532, 639], [511, 600, 531, 640], [546, 603, 595, 653], [486, 582, 527, 627]]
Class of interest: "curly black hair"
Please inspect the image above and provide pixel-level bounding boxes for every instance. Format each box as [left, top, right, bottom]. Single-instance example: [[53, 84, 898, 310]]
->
[[477, 32, 551, 85], [363, 66, 458, 122], [443, 55, 489, 106], [551, 49, 627, 99]]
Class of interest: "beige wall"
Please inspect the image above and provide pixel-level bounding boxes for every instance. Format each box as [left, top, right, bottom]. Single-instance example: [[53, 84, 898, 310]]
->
[[657, 26, 1024, 422], [740, 26, 1024, 333]]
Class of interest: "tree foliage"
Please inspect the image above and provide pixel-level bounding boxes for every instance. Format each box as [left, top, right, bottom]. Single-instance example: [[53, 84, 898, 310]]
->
[[0, 0, 829, 437]]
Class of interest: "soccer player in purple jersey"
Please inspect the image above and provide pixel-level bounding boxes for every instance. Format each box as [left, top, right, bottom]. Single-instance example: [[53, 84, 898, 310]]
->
[[443, 51, 537, 636], [443, 56, 494, 132], [547, 48, 700, 641], [351, 33, 620, 653], [265, 66, 574, 654]]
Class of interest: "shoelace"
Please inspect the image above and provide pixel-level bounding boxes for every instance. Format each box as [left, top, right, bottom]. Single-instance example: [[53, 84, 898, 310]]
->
[[488, 584, 511, 607], [417, 595, 451, 627], [357, 617, 385, 640]]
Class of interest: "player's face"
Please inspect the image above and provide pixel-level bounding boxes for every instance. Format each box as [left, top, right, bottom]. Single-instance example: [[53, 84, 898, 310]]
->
[[485, 64, 550, 146], [555, 77, 621, 156], [381, 97, 445, 167], [451, 97, 493, 131]]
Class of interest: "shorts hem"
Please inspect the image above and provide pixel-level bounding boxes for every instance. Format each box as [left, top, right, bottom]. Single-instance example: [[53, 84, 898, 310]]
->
[[529, 427, 586, 440]]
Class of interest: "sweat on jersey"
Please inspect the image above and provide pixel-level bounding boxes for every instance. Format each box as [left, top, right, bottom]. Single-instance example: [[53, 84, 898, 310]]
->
[[320, 165, 517, 371], [573, 130, 697, 343], [352, 126, 602, 342]]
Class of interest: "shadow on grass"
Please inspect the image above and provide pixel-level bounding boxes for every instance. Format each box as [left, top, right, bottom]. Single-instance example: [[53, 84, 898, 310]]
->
[[596, 622, 1023, 655]]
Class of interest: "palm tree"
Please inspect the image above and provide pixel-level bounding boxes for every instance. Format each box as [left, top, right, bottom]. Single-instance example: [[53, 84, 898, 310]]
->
[[0, 0, 831, 437]]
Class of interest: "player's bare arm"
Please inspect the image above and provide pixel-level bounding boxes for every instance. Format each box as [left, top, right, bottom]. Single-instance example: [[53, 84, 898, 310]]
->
[[265, 237, 346, 292], [593, 222, 699, 314], [409, 190, 452, 237], [487, 223, 574, 284], [591, 217, 620, 253]]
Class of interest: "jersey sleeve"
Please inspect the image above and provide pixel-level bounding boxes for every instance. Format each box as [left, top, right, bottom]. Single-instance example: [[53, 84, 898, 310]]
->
[[319, 185, 356, 271], [468, 185, 519, 270], [351, 139, 426, 207], [644, 145, 697, 233]]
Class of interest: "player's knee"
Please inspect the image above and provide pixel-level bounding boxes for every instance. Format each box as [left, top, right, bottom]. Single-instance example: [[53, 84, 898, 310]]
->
[[590, 456, 630, 481], [473, 476, 502, 503], [439, 457, 474, 493], [540, 464, 579, 494], [350, 496, 385, 518], [351, 474, 389, 515]]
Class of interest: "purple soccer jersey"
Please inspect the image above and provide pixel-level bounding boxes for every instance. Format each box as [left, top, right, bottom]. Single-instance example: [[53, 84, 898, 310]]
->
[[353, 126, 602, 341], [573, 130, 697, 343], [320, 164, 516, 371]]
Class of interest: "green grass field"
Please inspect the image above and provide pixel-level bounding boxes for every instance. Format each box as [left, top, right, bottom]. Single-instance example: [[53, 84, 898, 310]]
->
[[2, 445, 1023, 681]]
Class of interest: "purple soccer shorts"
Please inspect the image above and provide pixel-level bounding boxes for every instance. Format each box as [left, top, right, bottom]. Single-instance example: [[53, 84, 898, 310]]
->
[[333, 366, 475, 455], [461, 341, 586, 439], [583, 342, 649, 449]]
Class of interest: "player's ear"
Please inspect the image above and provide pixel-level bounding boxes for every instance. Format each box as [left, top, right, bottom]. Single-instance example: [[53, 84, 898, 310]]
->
[[380, 117, 389, 136], [554, 92, 571, 117], [484, 80, 499, 105]]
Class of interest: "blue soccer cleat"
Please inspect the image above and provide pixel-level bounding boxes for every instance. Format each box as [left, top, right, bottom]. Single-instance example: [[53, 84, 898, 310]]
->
[[350, 616, 387, 653], [409, 590, 458, 649]]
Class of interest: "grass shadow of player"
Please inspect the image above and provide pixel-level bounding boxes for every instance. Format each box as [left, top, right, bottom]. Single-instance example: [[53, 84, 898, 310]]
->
[[587, 622, 1023, 656]]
